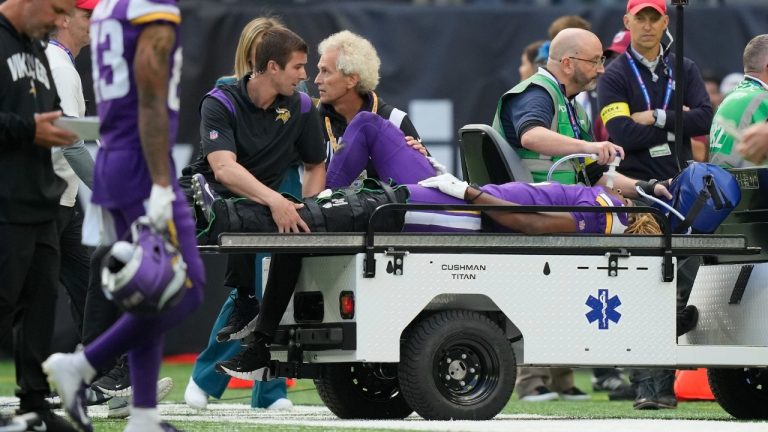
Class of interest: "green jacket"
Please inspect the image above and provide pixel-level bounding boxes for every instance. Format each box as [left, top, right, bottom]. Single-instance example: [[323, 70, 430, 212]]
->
[[709, 77, 768, 168], [492, 72, 593, 184]]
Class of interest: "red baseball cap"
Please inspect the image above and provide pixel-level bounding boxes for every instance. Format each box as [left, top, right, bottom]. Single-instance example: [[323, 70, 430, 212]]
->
[[626, 0, 666, 15], [75, 0, 99, 11], [605, 30, 631, 56]]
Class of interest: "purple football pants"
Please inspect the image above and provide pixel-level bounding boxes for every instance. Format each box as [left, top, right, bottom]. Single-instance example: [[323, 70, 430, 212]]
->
[[325, 111, 435, 188], [84, 184, 204, 408]]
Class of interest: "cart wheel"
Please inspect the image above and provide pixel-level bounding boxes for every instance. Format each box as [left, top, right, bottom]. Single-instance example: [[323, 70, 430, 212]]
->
[[708, 367, 768, 419], [398, 310, 516, 420], [314, 363, 413, 419]]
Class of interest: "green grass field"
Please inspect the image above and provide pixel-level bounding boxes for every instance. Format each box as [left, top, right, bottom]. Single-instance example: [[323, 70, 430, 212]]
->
[[0, 360, 738, 431]]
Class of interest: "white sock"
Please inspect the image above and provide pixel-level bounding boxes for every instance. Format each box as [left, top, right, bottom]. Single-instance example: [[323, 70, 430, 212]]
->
[[72, 351, 97, 384], [127, 407, 160, 428]]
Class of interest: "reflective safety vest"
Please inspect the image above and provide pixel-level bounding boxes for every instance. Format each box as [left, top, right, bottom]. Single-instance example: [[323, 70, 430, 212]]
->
[[709, 78, 768, 168], [492, 73, 594, 184]]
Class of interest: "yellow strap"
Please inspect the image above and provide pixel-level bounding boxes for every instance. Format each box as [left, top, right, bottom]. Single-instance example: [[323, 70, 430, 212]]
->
[[370, 91, 379, 113], [131, 12, 181, 25], [325, 116, 338, 152], [600, 102, 630, 125]]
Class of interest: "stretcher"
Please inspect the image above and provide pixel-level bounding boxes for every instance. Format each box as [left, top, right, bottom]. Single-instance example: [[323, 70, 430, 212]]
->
[[199, 202, 767, 421]]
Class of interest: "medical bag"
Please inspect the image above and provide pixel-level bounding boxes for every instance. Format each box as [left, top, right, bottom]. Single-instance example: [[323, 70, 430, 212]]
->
[[662, 162, 741, 234]]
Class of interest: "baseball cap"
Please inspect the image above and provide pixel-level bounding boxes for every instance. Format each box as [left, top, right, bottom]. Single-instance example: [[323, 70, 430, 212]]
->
[[626, 0, 666, 15], [605, 30, 631, 56], [76, 0, 99, 10]]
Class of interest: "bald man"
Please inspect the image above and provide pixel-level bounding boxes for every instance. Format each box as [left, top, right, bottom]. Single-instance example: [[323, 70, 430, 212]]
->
[[491, 28, 654, 403], [493, 28, 625, 185]]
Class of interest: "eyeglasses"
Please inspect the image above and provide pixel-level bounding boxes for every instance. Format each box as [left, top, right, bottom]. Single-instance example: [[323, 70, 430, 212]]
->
[[564, 56, 607, 67]]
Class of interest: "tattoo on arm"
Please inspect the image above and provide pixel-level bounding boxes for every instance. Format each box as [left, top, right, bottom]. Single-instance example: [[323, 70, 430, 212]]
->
[[134, 23, 176, 186]]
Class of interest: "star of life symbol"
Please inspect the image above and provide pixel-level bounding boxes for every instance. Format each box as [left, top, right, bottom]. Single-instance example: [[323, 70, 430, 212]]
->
[[585, 289, 621, 330]]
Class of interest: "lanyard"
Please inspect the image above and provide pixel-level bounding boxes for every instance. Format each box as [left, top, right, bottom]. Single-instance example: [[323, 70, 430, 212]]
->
[[625, 51, 673, 111], [548, 76, 589, 183], [544, 69, 591, 186], [563, 98, 591, 185], [562, 94, 581, 140], [543, 71, 582, 140], [324, 91, 379, 152], [49, 39, 75, 65]]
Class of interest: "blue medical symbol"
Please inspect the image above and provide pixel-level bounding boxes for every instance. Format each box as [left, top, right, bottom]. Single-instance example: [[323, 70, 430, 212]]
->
[[585, 289, 621, 330]]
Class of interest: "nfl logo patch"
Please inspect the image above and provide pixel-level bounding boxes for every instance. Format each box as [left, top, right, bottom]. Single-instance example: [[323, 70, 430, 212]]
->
[[209, 130, 219, 140]]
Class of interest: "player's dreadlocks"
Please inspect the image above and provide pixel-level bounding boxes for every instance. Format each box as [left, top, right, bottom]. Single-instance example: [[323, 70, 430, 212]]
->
[[625, 212, 662, 234]]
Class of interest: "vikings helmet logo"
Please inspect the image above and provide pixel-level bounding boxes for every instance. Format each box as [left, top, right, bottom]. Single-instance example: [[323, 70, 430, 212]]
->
[[275, 107, 291, 124]]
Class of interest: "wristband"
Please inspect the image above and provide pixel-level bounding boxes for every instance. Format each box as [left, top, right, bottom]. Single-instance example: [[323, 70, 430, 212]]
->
[[636, 179, 660, 196], [468, 190, 485, 203]]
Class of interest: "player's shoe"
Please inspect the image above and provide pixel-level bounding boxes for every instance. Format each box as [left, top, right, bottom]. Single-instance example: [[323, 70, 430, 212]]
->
[[42, 353, 92, 432], [191, 173, 219, 223], [215, 293, 260, 343], [104, 377, 174, 419], [91, 355, 130, 397], [215, 337, 273, 381]]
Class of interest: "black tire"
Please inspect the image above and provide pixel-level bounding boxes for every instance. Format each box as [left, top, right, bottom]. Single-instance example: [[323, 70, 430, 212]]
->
[[314, 363, 413, 419], [708, 367, 768, 419], [398, 310, 516, 420]]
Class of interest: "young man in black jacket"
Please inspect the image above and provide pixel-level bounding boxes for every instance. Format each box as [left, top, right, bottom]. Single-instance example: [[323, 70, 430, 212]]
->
[[0, 0, 79, 430], [596, 0, 712, 411], [597, 0, 713, 181]]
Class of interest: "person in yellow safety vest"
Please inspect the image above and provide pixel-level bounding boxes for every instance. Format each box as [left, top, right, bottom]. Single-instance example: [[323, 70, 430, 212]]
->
[[709, 34, 768, 168], [492, 28, 623, 185]]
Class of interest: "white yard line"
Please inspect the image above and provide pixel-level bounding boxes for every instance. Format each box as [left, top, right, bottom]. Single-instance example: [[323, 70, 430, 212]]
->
[[159, 404, 766, 432], [2, 399, 766, 432]]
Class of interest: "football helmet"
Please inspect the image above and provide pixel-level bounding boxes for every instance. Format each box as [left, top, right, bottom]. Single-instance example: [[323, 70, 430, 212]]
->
[[101, 217, 188, 314]]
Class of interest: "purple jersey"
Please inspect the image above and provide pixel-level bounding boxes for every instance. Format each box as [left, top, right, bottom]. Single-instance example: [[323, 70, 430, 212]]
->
[[405, 183, 628, 234], [90, 0, 181, 207]]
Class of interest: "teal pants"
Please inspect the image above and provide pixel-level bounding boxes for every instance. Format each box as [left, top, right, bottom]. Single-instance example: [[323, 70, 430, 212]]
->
[[191, 285, 286, 407], [191, 167, 301, 407]]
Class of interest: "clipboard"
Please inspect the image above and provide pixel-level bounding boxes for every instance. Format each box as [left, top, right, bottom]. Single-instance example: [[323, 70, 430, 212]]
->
[[54, 116, 101, 141]]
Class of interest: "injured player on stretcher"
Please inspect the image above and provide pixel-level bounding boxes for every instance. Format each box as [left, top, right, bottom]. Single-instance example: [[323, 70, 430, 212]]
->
[[188, 111, 679, 381], [192, 111, 669, 241]]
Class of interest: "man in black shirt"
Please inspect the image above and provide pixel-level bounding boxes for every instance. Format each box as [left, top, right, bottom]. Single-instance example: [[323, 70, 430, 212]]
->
[[597, 0, 712, 181], [0, 0, 79, 430], [180, 26, 326, 343], [596, 0, 712, 411], [182, 28, 325, 229]]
